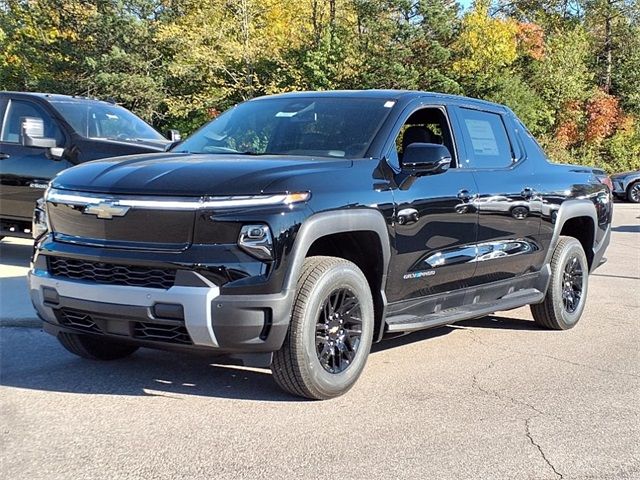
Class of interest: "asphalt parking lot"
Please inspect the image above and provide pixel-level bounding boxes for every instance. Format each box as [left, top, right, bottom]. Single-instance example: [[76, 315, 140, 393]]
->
[[1, 204, 639, 480]]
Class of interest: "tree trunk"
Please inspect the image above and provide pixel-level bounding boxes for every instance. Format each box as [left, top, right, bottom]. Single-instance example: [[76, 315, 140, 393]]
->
[[603, 0, 613, 93]]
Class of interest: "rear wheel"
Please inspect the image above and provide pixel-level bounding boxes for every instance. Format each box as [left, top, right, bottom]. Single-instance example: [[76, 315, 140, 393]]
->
[[57, 332, 139, 360], [531, 236, 589, 330], [627, 181, 640, 203], [271, 256, 374, 400]]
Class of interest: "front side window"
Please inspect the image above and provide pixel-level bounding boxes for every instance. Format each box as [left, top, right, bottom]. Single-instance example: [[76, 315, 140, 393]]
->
[[50, 101, 164, 142], [458, 108, 513, 169], [390, 107, 456, 167], [1, 100, 64, 144], [173, 97, 394, 159]]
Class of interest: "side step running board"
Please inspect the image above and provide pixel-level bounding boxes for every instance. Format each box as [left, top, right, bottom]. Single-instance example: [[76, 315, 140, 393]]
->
[[385, 288, 544, 333]]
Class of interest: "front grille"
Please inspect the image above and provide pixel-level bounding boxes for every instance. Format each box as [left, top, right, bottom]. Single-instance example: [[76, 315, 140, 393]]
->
[[133, 322, 192, 345], [47, 256, 176, 289], [56, 308, 102, 333]]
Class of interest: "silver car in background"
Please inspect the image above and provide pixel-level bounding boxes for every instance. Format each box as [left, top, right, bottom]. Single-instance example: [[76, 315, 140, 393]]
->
[[610, 170, 640, 203]]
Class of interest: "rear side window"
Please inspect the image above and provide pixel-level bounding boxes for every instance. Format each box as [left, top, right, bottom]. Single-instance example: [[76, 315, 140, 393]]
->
[[1, 99, 64, 144], [458, 108, 513, 169]]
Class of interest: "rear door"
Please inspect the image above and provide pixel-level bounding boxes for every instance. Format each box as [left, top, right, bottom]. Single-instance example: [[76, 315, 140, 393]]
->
[[0, 98, 71, 220], [453, 105, 543, 284]]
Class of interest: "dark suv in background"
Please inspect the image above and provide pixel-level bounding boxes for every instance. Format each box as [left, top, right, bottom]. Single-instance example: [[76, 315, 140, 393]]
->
[[0, 92, 175, 239]]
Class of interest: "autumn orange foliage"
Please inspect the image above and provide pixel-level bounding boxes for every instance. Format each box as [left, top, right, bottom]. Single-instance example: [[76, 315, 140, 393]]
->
[[585, 90, 620, 144], [517, 23, 544, 60], [555, 100, 582, 147]]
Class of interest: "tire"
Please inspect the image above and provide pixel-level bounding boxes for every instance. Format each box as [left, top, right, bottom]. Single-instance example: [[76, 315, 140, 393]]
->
[[531, 236, 589, 330], [271, 256, 374, 400], [626, 181, 640, 203], [57, 332, 139, 360]]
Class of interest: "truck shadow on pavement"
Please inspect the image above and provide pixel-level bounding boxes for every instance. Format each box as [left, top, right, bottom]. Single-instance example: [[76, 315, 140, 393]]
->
[[611, 224, 640, 233], [1, 314, 537, 401], [0, 240, 32, 268]]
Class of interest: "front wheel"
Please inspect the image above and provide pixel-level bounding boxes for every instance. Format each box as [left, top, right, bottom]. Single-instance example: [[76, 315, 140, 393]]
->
[[531, 236, 589, 330], [57, 332, 139, 360], [271, 256, 374, 400]]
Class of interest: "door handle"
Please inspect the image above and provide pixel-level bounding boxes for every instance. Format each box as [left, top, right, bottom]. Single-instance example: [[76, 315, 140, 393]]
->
[[397, 208, 419, 225], [0, 153, 9, 160], [521, 187, 535, 200], [457, 189, 473, 202]]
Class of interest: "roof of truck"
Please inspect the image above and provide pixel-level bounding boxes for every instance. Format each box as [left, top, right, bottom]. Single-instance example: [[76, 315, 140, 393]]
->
[[252, 89, 505, 110], [0, 91, 118, 106]]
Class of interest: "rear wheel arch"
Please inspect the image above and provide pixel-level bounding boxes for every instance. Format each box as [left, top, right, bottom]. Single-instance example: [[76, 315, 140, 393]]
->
[[548, 200, 598, 271]]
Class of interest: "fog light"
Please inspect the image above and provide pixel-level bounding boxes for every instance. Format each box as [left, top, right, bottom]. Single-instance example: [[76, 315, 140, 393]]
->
[[238, 224, 273, 260]]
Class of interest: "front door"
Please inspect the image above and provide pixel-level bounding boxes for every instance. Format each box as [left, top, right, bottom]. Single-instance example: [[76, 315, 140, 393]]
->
[[0, 99, 70, 220], [386, 105, 479, 304]]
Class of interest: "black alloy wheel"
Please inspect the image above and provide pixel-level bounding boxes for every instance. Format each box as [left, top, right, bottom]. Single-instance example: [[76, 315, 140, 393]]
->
[[561, 255, 584, 314], [315, 288, 362, 374]]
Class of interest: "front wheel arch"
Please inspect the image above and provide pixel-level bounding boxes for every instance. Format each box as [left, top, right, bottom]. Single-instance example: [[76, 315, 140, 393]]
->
[[284, 210, 391, 341]]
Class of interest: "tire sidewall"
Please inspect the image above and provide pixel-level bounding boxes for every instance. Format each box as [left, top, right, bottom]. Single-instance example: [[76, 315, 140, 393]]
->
[[298, 264, 374, 398], [551, 239, 589, 328]]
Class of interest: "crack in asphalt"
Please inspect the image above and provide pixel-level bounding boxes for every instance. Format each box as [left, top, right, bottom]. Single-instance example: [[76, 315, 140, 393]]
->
[[471, 357, 565, 479], [470, 353, 560, 420], [525, 416, 564, 479], [459, 326, 640, 380]]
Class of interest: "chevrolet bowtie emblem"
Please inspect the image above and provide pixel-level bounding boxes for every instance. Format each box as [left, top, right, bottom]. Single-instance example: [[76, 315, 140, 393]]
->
[[83, 202, 130, 219]]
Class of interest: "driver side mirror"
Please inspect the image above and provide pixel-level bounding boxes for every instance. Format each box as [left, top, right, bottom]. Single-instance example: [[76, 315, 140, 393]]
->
[[402, 143, 451, 175], [20, 117, 57, 149]]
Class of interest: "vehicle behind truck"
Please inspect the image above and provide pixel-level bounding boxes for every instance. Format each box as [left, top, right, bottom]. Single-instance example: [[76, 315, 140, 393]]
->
[[0, 92, 176, 239], [29, 90, 612, 399]]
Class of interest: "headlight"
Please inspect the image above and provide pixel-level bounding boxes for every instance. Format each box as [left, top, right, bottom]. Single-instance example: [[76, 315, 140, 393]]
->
[[238, 224, 273, 260], [32, 196, 49, 239]]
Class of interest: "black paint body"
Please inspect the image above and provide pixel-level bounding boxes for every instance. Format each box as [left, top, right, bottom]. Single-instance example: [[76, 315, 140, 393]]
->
[[32, 91, 612, 351]]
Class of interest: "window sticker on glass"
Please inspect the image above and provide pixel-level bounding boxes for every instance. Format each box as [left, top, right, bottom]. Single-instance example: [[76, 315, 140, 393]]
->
[[464, 119, 499, 156], [275, 111, 298, 118]]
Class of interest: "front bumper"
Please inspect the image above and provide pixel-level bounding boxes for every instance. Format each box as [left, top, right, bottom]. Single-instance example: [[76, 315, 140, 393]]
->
[[29, 266, 293, 354]]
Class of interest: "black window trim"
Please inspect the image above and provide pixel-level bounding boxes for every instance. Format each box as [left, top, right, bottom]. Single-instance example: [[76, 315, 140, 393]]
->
[[383, 102, 460, 171], [454, 104, 524, 171]]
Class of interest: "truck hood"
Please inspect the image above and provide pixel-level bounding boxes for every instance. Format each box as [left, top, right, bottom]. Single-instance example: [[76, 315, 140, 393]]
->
[[51, 153, 353, 196]]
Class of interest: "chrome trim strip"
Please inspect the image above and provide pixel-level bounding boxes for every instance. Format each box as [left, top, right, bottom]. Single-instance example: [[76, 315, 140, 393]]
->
[[46, 189, 309, 210]]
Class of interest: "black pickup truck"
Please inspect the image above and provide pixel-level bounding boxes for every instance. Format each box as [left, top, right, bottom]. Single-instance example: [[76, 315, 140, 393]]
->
[[0, 92, 172, 239], [29, 90, 612, 399]]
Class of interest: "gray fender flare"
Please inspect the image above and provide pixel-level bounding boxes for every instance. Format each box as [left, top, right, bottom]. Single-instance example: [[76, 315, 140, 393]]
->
[[545, 199, 599, 267], [283, 209, 391, 292], [282, 209, 392, 340]]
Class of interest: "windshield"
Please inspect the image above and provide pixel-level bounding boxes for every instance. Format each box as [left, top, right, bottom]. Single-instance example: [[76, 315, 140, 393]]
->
[[173, 97, 395, 158], [51, 101, 165, 142]]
